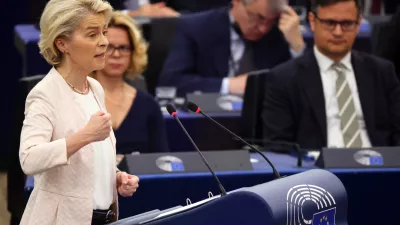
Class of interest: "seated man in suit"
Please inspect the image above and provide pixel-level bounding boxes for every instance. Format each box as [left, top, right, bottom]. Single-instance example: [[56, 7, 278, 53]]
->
[[263, 0, 400, 149], [160, 0, 306, 96]]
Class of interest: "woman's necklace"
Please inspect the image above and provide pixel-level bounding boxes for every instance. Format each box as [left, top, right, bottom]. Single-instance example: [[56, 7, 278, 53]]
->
[[64, 78, 89, 95]]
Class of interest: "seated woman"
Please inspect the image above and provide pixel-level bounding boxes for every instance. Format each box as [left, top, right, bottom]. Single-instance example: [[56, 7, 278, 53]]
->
[[94, 11, 169, 155]]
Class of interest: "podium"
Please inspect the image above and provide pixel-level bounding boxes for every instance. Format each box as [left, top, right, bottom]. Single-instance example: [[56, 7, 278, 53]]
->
[[110, 169, 347, 225]]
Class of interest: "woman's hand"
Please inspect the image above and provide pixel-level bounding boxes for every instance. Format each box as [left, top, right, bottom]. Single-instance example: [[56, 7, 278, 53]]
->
[[83, 111, 112, 142], [66, 111, 111, 158], [117, 171, 139, 197]]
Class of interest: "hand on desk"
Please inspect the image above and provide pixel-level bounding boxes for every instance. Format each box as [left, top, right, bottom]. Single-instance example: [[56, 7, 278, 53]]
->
[[128, 3, 180, 18], [157, 5, 180, 17], [228, 74, 248, 95], [117, 171, 139, 197]]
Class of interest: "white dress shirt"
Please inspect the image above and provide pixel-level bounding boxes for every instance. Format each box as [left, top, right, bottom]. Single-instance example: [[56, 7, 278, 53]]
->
[[314, 46, 372, 148], [220, 12, 305, 94], [73, 90, 115, 210]]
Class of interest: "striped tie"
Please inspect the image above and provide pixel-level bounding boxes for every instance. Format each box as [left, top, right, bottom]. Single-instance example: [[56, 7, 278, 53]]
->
[[332, 62, 363, 148]]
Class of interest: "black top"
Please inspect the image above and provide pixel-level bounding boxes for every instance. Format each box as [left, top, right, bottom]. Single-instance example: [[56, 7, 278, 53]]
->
[[114, 90, 169, 154]]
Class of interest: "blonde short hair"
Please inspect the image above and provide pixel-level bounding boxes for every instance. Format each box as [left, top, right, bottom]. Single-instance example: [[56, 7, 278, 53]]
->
[[39, 0, 113, 66], [108, 12, 148, 79]]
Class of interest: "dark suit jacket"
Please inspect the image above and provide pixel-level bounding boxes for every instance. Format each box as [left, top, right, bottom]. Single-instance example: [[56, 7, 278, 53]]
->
[[159, 7, 291, 96], [262, 50, 400, 149]]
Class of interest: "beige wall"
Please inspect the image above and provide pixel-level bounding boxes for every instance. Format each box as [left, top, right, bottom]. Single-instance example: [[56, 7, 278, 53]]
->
[[0, 173, 11, 225]]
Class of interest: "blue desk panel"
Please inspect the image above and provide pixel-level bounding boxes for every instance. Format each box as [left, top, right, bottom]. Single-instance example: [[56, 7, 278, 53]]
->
[[25, 152, 400, 225]]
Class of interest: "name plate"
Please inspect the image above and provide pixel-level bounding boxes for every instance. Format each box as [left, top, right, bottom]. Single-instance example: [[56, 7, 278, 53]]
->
[[315, 147, 400, 168], [119, 150, 253, 175]]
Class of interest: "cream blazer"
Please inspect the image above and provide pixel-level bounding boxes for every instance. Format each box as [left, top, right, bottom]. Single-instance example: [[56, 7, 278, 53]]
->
[[19, 68, 118, 225]]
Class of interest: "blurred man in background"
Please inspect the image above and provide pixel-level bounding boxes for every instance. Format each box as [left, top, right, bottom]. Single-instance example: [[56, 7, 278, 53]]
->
[[160, 0, 305, 96]]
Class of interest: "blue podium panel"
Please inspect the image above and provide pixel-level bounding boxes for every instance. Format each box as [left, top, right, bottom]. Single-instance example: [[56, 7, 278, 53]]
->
[[112, 169, 348, 225], [241, 169, 347, 225], [145, 192, 273, 225], [115, 153, 400, 225]]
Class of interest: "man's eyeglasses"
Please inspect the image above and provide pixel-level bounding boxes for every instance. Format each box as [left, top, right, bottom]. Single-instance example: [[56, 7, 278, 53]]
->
[[106, 44, 133, 56], [314, 15, 359, 32]]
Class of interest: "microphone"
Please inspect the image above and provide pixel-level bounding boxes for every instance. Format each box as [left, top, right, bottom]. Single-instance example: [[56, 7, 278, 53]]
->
[[166, 104, 227, 196], [186, 102, 281, 179]]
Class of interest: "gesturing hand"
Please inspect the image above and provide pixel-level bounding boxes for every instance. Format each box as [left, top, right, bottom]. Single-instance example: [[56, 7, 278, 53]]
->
[[117, 171, 139, 197], [84, 111, 112, 142]]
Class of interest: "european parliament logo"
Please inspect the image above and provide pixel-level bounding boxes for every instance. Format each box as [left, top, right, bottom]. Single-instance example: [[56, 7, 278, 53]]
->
[[353, 150, 384, 166], [312, 208, 336, 225], [286, 184, 336, 225], [155, 155, 185, 172]]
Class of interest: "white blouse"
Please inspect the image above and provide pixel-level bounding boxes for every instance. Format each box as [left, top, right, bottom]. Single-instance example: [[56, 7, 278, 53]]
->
[[73, 89, 115, 210]]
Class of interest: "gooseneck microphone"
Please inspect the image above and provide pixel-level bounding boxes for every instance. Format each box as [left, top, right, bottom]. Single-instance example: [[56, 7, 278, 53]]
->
[[186, 102, 281, 179], [166, 104, 227, 196]]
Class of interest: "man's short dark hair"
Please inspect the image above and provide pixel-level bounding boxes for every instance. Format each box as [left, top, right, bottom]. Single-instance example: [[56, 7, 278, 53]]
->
[[311, 0, 361, 15]]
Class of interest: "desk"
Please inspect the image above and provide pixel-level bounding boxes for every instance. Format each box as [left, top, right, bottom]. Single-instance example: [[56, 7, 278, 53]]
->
[[14, 23, 371, 77], [25, 152, 400, 225]]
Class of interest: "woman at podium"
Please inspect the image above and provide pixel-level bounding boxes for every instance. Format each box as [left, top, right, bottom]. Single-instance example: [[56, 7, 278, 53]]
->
[[18, 0, 139, 224]]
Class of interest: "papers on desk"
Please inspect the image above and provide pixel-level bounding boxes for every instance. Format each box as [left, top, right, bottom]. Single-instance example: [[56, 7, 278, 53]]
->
[[307, 151, 320, 160], [155, 195, 220, 218], [140, 195, 221, 224]]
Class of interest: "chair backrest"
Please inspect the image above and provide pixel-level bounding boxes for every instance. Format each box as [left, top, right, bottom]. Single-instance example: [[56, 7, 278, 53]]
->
[[240, 70, 269, 144], [7, 75, 44, 219], [365, 15, 393, 55], [125, 75, 148, 93], [143, 17, 180, 96]]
